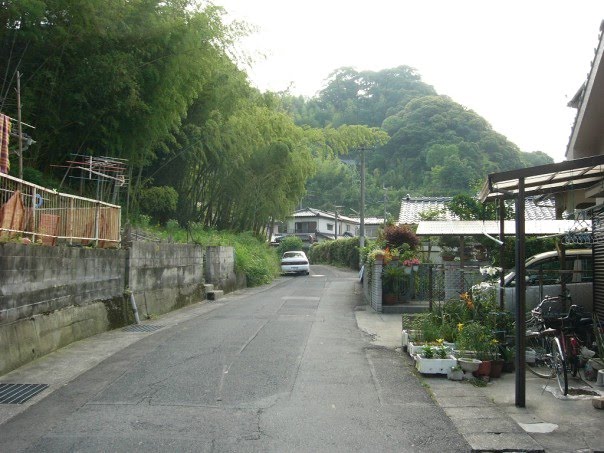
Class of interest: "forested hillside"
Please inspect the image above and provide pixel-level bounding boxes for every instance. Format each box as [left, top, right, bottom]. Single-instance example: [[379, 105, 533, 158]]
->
[[283, 67, 553, 218], [1, 1, 551, 233]]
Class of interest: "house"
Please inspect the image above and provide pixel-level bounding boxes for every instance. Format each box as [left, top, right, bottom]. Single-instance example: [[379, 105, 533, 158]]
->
[[283, 208, 384, 242], [562, 19, 604, 319], [477, 20, 604, 320]]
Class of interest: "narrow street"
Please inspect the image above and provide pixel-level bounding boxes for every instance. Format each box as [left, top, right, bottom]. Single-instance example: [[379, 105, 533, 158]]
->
[[0, 265, 468, 452]]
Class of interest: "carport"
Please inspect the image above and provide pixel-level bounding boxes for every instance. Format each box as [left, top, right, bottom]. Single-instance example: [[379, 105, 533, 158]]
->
[[478, 154, 604, 407]]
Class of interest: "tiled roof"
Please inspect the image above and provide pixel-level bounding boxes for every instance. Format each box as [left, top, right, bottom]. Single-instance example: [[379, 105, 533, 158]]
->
[[398, 197, 458, 224], [398, 196, 557, 225]]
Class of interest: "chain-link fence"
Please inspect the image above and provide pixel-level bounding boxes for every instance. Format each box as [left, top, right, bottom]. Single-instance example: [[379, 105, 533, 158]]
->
[[383, 262, 485, 305]]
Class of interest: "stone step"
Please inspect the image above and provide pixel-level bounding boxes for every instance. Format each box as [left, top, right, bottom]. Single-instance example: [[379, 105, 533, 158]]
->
[[204, 283, 215, 293], [207, 290, 224, 301]]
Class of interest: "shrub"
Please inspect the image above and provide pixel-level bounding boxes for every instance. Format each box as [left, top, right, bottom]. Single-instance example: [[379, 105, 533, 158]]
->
[[276, 236, 304, 256], [308, 237, 360, 270], [382, 224, 420, 250], [139, 186, 178, 225]]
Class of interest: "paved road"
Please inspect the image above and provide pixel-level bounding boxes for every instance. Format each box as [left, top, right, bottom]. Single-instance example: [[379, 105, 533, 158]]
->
[[0, 265, 469, 452]]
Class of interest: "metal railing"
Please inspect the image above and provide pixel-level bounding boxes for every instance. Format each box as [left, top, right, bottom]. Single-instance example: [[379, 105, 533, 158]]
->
[[0, 173, 121, 247]]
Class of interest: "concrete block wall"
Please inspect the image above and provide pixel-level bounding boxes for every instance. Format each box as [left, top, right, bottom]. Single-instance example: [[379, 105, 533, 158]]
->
[[204, 246, 245, 293], [0, 241, 212, 376], [364, 258, 383, 313], [128, 242, 204, 318], [0, 243, 127, 324], [0, 243, 129, 375]]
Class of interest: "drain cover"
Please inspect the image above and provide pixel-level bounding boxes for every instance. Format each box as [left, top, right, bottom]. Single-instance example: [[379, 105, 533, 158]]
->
[[0, 383, 49, 404], [122, 324, 163, 333]]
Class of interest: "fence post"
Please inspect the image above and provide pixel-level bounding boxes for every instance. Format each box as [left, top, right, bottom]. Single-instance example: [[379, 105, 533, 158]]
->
[[94, 201, 100, 247], [32, 188, 38, 243], [69, 197, 74, 246], [428, 265, 433, 312]]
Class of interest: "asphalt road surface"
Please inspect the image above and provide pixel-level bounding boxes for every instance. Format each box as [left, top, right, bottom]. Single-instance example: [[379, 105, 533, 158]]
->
[[0, 265, 469, 452]]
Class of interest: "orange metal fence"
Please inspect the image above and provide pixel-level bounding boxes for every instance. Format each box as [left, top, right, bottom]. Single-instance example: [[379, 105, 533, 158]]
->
[[0, 173, 121, 247]]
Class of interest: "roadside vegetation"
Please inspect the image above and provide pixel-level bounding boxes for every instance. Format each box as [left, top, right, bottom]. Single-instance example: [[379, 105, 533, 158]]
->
[[134, 216, 280, 287]]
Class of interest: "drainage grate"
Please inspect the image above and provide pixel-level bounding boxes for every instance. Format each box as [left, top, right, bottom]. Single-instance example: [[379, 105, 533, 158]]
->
[[0, 383, 49, 404], [122, 324, 163, 333]]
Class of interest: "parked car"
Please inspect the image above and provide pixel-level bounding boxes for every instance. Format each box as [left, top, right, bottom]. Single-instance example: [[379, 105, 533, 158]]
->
[[499, 249, 593, 312], [281, 251, 310, 275]]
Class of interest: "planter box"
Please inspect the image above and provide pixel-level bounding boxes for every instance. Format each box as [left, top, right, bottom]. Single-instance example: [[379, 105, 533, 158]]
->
[[408, 341, 427, 356], [413, 354, 457, 374]]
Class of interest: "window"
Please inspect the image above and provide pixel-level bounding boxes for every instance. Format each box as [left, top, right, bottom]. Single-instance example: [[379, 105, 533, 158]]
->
[[295, 221, 317, 233], [327, 223, 333, 231]]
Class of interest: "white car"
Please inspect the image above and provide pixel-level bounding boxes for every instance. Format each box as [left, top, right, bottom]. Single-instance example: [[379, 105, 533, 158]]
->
[[281, 251, 310, 275], [497, 249, 593, 312]]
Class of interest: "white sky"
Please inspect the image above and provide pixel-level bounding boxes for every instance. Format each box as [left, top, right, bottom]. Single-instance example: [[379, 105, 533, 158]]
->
[[215, 1, 604, 162]]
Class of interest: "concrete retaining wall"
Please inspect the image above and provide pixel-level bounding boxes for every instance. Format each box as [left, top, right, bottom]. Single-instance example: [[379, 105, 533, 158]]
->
[[128, 242, 204, 318], [0, 241, 243, 376], [204, 246, 246, 293]]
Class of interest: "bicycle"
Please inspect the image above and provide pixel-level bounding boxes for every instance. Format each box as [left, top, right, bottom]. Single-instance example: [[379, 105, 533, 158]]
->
[[525, 296, 593, 396]]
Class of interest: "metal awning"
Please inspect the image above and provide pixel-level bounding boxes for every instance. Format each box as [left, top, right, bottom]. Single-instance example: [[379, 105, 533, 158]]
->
[[416, 220, 590, 236], [479, 154, 604, 202], [477, 154, 604, 409]]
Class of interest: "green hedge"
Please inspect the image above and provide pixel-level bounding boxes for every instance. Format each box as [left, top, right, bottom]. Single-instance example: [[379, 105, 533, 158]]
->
[[308, 237, 360, 270]]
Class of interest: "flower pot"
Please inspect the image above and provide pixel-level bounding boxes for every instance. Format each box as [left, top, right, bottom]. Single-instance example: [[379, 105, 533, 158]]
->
[[503, 361, 515, 373], [457, 357, 481, 373], [473, 360, 492, 377], [404, 267, 412, 275], [412, 265, 419, 272], [489, 359, 504, 378], [589, 358, 604, 371], [383, 293, 397, 305]]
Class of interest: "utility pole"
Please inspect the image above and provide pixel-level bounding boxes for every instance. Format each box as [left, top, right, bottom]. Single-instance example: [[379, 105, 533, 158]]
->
[[334, 205, 343, 239], [359, 147, 367, 251], [335, 209, 338, 239], [383, 185, 388, 223]]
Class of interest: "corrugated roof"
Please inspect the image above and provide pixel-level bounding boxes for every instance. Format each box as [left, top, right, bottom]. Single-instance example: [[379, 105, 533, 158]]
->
[[416, 220, 589, 236], [398, 196, 557, 225], [479, 155, 604, 202]]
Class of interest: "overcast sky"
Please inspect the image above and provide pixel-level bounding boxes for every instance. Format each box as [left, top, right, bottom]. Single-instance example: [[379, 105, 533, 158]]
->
[[215, 1, 604, 162]]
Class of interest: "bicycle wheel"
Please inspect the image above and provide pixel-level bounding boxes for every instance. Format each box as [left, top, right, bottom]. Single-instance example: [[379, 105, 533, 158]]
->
[[526, 330, 555, 378], [551, 337, 568, 396]]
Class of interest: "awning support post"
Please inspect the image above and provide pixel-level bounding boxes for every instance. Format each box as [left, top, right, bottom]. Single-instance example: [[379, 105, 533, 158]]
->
[[515, 177, 526, 408]]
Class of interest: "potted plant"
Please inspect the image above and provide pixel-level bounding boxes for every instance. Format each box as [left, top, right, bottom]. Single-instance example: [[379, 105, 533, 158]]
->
[[590, 313, 604, 371], [403, 257, 420, 272], [382, 264, 406, 304], [414, 344, 456, 375], [489, 340, 504, 378], [501, 346, 515, 373], [456, 321, 493, 375]]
